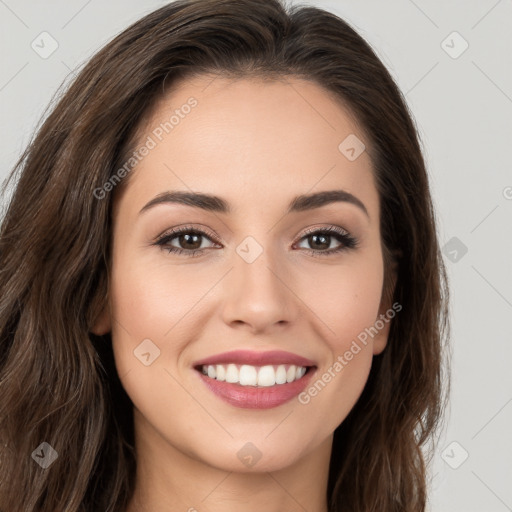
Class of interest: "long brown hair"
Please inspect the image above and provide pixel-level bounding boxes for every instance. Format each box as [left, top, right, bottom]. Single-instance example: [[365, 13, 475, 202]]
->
[[0, 0, 450, 510]]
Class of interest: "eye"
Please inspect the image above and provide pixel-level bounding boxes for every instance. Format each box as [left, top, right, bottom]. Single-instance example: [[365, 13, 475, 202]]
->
[[154, 225, 219, 257], [294, 226, 358, 256], [153, 224, 358, 258]]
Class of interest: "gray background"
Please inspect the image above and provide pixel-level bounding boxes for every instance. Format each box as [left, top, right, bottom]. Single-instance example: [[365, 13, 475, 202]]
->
[[1, 1, 511, 510]]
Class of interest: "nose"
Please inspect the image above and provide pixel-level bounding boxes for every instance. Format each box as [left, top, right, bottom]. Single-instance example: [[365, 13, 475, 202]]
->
[[220, 242, 299, 334]]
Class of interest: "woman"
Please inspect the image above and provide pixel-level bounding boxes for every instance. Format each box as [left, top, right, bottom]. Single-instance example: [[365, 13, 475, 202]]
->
[[0, 0, 450, 510]]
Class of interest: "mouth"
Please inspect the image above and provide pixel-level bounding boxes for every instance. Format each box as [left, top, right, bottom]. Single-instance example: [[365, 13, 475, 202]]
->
[[192, 350, 317, 409]]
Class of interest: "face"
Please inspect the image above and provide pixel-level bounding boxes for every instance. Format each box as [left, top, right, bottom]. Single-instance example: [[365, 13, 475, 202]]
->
[[94, 75, 394, 473]]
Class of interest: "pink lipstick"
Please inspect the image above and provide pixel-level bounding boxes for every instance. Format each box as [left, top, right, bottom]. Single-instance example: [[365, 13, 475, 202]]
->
[[193, 350, 316, 409]]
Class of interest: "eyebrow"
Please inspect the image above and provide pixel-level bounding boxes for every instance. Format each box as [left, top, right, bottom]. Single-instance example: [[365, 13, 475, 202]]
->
[[139, 189, 369, 217]]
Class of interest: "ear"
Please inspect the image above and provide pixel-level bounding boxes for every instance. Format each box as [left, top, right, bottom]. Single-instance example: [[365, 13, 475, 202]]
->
[[91, 305, 112, 336], [372, 252, 399, 356]]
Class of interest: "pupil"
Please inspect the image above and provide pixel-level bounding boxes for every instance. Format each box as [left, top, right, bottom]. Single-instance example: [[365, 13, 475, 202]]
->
[[181, 233, 201, 250], [311, 234, 329, 250]]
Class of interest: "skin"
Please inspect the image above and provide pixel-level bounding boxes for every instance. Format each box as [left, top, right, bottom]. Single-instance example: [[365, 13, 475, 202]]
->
[[93, 75, 396, 512]]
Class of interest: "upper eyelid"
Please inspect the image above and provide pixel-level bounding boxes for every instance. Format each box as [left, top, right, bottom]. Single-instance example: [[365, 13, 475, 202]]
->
[[155, 225, 218, 243], [300, 225, 350, 237]]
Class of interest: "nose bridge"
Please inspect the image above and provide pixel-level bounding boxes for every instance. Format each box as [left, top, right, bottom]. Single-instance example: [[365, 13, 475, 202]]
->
[[221, 233, 297, 330]]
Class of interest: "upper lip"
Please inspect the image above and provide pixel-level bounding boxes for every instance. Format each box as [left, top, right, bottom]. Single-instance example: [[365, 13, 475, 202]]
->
[[193, 350, 316, 368]]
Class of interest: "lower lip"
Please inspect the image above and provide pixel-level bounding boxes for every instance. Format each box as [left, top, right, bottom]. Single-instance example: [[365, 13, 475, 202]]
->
[[196, 369, 316, 409]]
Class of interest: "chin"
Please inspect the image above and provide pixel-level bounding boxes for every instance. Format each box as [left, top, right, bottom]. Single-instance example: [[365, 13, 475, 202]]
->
[[183, 430, 322, 474]]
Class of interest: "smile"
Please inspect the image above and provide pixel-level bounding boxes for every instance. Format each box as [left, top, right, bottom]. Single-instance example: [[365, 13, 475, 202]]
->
[[193, 350, 317, 409]]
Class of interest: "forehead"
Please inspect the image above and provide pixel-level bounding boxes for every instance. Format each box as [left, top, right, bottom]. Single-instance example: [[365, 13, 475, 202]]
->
[[145, 74, 366, 151], [118, 75, 378, 220]]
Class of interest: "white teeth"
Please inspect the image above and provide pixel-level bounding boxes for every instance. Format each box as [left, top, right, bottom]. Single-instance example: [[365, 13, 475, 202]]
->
[[239, 365, 257, 386], [296, 366, 306, 379], [199, 363, 308, 387], [257, 365, 276, 387], [216, 364, 226, 381], [275, 365, 287, 384], [225, 363, 238, 383]]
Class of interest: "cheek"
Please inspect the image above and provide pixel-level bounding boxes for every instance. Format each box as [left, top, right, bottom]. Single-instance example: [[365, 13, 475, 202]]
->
[[296, 252, 384, 350], [298, 343, 373, 438], [295, 270, 380, 435], [292, 252, 383, 422], [108, 252, 214, 368], [108, 254, 205, 441]]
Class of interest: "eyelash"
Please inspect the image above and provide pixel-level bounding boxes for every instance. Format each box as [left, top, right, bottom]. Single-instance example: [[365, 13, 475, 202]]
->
[[153, 224, 359, 258]]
